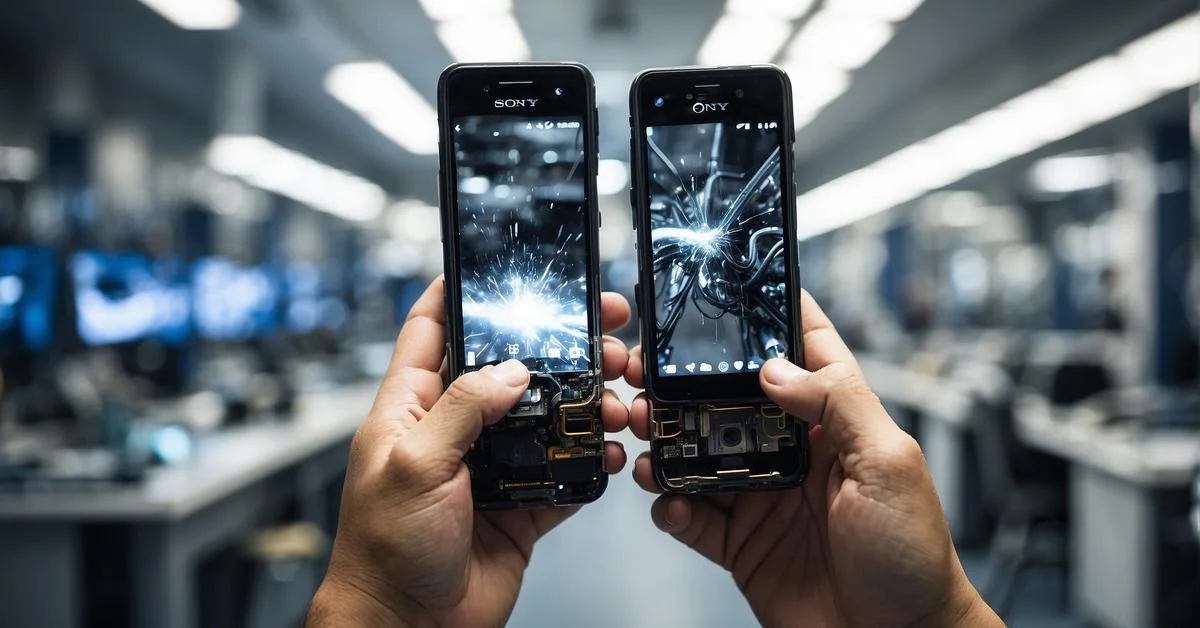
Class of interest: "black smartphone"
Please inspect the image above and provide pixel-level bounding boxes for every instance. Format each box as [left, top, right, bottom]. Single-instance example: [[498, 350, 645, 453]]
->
[[437, 63, 606, 509], [629, 66, 808, 493]]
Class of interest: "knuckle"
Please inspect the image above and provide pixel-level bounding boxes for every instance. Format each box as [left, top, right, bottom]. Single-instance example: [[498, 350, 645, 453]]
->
[[882, 433, 925, 467], [818, 363, 874, 398], [444, 371, 491, 405], [388, 437, 422, 472]]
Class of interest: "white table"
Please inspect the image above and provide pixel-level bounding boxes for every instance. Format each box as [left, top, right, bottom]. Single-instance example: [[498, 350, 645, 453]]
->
[[0, 383, 377, 628], [1015, 396, 1200, 628]]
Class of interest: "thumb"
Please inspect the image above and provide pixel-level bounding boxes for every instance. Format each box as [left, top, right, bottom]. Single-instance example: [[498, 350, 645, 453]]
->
[[760, 358, 897, 452], [402, 359, 529, 467]]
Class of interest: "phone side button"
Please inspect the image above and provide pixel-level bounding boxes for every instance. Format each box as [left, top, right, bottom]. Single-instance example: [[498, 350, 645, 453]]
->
[[628, 187, 637, 229], [633, 283, 640, 318]]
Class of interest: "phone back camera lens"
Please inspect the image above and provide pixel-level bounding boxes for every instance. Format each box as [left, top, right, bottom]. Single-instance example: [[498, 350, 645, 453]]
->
[[721, 427, 743, 448], [654, 97, 665, 108]]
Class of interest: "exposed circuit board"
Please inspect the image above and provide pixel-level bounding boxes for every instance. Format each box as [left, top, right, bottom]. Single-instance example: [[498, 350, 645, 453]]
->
[[467, 371, 606, 507], [651, 402, 806, 493]]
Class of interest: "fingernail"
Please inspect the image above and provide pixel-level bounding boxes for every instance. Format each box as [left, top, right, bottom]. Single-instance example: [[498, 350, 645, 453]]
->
[[762, 358, 804, 386], [489, 359, 529, 387]]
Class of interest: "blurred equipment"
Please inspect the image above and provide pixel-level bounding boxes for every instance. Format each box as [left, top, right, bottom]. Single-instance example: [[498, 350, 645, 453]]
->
[[0, 245, 56, 356], [192, 257, 280, 342], [71, 251, 190, 347]]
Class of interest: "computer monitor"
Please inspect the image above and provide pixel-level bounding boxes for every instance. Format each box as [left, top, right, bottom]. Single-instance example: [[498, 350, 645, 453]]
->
[[283, 262, 349, 335], [192, 257, 280, 341], [71, 251, 190, 347], [0, 245, 56, 356]]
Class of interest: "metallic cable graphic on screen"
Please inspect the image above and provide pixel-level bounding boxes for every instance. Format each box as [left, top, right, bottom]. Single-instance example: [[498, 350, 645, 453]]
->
[[648, 124, 788, 364]]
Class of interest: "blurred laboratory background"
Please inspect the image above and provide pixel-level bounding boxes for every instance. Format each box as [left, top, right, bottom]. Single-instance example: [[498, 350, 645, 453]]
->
[[0, 0, 1198, 627]]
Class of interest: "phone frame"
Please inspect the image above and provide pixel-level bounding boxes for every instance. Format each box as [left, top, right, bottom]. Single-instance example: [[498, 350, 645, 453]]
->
[[629, 65, 804, 403], [437, 62, 607, 508]]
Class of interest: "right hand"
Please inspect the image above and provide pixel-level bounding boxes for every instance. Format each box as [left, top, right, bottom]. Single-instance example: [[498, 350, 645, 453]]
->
[[626, 291, 1002, 628]]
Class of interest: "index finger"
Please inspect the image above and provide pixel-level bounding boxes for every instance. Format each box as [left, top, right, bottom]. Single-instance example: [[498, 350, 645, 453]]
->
[[377, 277, 448, 410], [601, 292, 631, 333], [799, 289, 860, 373]]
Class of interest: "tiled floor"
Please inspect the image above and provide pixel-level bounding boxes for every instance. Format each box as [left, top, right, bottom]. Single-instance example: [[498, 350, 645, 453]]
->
[[507, 381, 1086, 627]]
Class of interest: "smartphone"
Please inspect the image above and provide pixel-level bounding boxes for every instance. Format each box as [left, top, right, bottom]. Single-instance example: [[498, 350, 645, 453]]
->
[[438, 63, 605, 509], [629, 66, 808, 493]]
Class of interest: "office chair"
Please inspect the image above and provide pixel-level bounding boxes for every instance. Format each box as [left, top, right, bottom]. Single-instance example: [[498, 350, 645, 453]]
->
[[971, 358, 1114, 619]]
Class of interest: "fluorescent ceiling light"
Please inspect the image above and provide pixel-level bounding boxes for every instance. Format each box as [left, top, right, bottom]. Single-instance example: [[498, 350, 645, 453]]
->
[[325, 62, 439, 155], [207, 135, 386, 222], [437, 14, 530, 62], [1029, 154, 1114, 194], [727, 0, 817, 20], [0, 146, 38, 181], [781, 64, 849, 128], [419, 0, 530, 63], [597, 160, 629, 196], [418, 0, 511, 22], [795, 11, 1200, 240], [825, 0, 925, 23], [1118, 13, 1200, 91], [786, 12, 894, 70], [698, 15, 793, 66], [388, 200, 441, 242], [138, 0, 240, 30]]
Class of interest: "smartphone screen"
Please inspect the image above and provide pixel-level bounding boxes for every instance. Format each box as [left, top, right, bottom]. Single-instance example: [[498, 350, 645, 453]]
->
[[451, 115, 591, 373], [646, 122, 788, 377], [633, 67, 799, 402]]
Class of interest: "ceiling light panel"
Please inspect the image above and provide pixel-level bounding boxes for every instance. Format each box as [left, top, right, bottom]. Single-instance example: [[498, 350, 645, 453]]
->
[[727, 0, 817, 19], [824, 0, 926, 23], [698, 15, 793, 66], [138, 0, 240, 30], [207, 135, 386, 222], [786, 12, 894, 70], [420, 0, 530, 62], [418, 0, 512, 22], [436, 15, 530, 63], [795, 12, 1200, 240], [325, 62, 439, 155]]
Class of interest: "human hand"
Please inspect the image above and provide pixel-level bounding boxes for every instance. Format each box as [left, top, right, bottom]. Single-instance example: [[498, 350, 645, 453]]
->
[[308, 277, 632, 628], [627, 291, 1001, 628]]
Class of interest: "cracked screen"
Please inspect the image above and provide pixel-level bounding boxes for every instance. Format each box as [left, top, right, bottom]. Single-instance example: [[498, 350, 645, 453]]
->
[[646, 122, 789, 378], [453, 115, 591, 373]]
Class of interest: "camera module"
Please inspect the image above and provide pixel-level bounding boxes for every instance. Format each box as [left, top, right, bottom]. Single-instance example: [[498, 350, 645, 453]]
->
[[555, 87, 564, 97], [654, 97, 665, 108], [721, 427, 743, 448]]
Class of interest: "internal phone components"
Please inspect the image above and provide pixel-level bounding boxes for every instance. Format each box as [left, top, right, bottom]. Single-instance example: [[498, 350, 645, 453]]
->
[[651, 402, 804, 492], [469, 372, 606, 507]]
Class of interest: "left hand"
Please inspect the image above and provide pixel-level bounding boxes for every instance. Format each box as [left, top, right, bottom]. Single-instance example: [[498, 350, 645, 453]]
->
[[307, 276, 633, 628]]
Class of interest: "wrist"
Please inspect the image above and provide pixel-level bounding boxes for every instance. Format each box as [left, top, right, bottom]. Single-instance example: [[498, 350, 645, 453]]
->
[[911, 579, 1002, 628], [307, 576, 424, 628]]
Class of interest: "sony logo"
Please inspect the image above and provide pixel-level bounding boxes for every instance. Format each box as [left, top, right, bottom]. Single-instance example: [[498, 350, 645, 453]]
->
[[495, 98, 538, 108], [692, 102, 729, 113]]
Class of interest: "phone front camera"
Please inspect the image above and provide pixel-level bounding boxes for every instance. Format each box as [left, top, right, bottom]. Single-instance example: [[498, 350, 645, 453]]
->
[[736, 89, 745, 98], [654, 97, 665, 108], [555, 87, 564, 96], [483, 85, 491, 93]]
